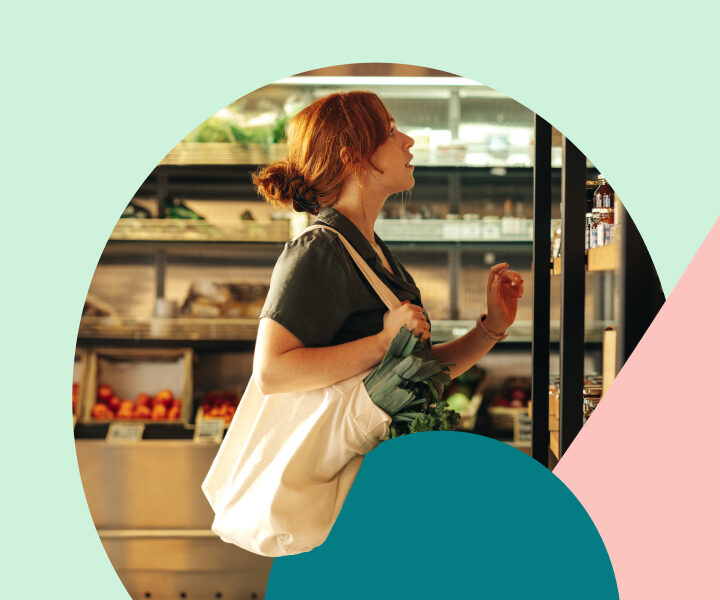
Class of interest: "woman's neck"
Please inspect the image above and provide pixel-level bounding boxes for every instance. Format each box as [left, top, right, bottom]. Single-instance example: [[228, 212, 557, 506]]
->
[[331, 181, 385, 244]]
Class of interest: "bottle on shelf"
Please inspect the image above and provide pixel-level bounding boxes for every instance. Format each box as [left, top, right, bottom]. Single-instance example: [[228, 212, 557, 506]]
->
[[593, 175, 615, 210], [582, 384, 603, 424], [591, 175, 616, 248]]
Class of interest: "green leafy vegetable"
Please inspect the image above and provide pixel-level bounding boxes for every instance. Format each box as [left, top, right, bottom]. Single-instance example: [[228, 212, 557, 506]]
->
[[364, 326, 459, 438]]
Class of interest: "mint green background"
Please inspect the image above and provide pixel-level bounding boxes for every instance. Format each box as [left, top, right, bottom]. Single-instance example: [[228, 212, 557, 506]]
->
[[2, 1, 718, 598]]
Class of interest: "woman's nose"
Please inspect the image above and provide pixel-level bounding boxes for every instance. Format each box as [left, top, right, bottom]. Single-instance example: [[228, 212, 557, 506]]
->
[[403, 132, 414, 148]]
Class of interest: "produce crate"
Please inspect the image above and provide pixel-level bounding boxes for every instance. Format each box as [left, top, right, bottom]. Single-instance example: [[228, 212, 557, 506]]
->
[[195, 388, 241, 430], [487, 405, 530, 431], [73, 349, 88, 426], [81, 348, 193, 425]]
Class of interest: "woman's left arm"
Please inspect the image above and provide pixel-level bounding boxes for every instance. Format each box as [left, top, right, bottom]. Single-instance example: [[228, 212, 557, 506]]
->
[[431, 263, 524, 379]]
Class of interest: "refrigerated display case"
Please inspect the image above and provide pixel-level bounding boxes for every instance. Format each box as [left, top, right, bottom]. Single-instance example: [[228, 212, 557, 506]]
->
[[530, 119, 664, 467]]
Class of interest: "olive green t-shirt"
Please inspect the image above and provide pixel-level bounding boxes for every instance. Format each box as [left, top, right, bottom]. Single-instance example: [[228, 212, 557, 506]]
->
[[259, 207, 426, 347]]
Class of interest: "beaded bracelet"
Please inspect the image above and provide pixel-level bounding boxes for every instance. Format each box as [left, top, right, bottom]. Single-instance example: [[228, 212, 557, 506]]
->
[[476, 314, 508, 343]]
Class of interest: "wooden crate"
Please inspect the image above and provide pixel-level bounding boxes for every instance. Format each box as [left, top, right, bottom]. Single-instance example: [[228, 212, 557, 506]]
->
[[488, 405, 529, 430], [73, 349, 88, 427], [82, 348, 193, 425]]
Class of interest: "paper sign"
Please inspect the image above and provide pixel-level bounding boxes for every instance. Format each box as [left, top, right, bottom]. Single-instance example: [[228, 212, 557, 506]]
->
[[194, 419, 225, 444], [514, 412, 533, 442], [106, 422, 145, 442]]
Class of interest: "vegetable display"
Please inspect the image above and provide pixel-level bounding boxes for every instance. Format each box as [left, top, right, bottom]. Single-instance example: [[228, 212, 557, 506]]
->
[[364, 326, 459, 438]]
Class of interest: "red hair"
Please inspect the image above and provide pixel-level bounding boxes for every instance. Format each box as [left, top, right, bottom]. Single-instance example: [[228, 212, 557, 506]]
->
[[253, 91, 392, 213]]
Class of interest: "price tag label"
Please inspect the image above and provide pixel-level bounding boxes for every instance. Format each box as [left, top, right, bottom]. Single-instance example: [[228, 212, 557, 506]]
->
[[194, 419, 225, 444], [514, 412, 533, 442], [442, 222, 463, 240], [106, 422, 145, 442]]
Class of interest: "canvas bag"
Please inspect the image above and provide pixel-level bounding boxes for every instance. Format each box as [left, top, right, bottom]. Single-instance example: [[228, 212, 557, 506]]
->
[[201, 224, 401, 557]]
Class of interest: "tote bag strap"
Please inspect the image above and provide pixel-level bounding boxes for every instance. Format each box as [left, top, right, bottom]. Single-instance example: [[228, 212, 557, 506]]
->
[[300, 224, 402, 310]]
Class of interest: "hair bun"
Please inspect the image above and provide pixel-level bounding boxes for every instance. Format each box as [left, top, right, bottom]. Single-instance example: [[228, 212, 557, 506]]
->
[[253, 163, 320, 214], [283, 173, 320, 215]]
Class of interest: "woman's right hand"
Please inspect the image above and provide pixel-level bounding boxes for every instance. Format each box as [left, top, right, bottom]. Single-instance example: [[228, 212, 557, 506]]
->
[[378, 300, 430, 349]]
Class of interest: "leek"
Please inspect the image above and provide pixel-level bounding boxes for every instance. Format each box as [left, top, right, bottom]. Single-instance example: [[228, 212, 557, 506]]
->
[[363, 326, 459, 438]]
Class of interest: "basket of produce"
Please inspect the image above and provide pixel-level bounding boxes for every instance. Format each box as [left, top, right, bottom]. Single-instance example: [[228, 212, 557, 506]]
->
[[82, 348, 193, 424], [487, 376, 531, 430], [73, 349, 88, 426], [195, 389, 241, 428]]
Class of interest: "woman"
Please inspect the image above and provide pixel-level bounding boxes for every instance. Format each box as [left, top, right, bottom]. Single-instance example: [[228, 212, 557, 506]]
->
[[252, 91, 523, 396]]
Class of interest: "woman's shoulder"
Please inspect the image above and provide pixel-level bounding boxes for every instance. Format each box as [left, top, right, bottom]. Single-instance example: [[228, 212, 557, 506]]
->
[[284, 226, 346, 262], [289, 225, 339, 247], [273, 226, 350, 280]]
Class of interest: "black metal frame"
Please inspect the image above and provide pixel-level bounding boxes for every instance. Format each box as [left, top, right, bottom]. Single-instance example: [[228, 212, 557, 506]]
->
[[531, 115, 551, 464], [558, 139, 587, 457]]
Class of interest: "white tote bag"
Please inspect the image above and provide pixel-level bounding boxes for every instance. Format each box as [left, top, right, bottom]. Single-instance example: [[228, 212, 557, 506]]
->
[[202, 225, 401, 557]]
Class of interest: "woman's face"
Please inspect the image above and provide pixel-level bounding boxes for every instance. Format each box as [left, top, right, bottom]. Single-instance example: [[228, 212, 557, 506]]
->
[[366, 118, 415, 196]]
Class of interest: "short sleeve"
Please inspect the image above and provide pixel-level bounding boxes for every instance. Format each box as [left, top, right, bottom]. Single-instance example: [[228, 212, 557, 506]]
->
[[259, 231, 352, 347]]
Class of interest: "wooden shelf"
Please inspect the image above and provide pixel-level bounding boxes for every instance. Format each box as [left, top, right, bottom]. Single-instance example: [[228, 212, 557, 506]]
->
[[551, 243, 619, 275], [587, 243, 619, 271], [549, 431, 559, 459]]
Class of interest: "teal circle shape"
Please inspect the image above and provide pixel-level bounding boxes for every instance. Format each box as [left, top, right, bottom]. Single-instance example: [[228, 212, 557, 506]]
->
[[267, 432, 618, 599]]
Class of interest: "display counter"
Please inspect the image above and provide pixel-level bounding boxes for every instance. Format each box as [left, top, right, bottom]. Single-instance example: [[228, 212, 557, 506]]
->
[[76, 440, 272, 599]]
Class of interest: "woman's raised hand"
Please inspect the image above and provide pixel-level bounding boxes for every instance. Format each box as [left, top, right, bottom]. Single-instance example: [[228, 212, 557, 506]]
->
[[378, 300, 430, 349], [485, 263, 524, 334]]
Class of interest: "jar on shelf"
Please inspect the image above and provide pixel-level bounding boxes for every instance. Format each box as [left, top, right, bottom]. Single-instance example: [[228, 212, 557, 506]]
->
[[582, 385, 603, 423], [586, 211, 597, 250], [592, 207, 615, 247]]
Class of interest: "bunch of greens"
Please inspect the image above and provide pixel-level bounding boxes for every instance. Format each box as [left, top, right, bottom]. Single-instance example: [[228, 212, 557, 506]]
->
[[363, 326, 459, 438]]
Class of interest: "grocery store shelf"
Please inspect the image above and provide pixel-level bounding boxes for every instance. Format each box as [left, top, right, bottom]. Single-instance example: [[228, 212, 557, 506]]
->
[[160, 143, 288, 166], [375, 218, 532, 242], [111, 218, 290, 243], [78, 317, 484, 345], [78, 317, 612, 346], [79, 316, 260, 341], [158, 142, 539, 169], [108, 218, 535, 246]]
